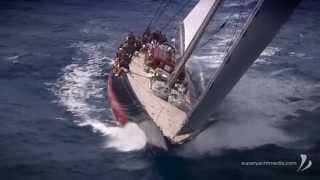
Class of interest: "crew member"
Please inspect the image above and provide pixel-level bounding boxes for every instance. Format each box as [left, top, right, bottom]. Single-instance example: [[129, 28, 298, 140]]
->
[[159, 32, 167, 44], [142, 27, 151, 44], [127, 32, 136, 45], [151, 30, 161, 43]]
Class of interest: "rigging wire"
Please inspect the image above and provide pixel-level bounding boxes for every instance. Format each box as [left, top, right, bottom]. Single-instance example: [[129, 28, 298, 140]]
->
[[199, 1, 239, 48], [224, 0, 247, 51], [152, 0, 172, 30], [147, 0, 170, 30], [199, 0, 251, 48], [199, 20, 228, 48], [161, 0, 193, 33], [205, 0, 248, 91], [147, 0, 172, 31]]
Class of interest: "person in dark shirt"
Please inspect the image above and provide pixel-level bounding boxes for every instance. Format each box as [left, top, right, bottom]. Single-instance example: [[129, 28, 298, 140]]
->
[[159, 32, 167, 44], [120, 59, 130, 71], [135, 37, 142, 52], [127, 32, 136, 45], [151, 30, 161, 42], [142, 27, 151, 44]]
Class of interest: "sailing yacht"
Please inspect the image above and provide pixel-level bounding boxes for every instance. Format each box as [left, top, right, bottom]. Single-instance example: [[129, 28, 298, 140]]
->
[[107, 0, 301, 150]]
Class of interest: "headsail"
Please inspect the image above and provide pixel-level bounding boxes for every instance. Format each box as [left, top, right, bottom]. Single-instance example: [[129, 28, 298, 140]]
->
[[168, 0, 221, 87], [179, 0, 301, 134], [183, 0, 219, 52]]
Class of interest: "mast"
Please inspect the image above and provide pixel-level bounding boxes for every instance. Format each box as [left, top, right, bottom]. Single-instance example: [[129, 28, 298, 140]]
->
[[179, 0, 301, 134], [167, 0, 222, 88], [178, 22, 185, 57]]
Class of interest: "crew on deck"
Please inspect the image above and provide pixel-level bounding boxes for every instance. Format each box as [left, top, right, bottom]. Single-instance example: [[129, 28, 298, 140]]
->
[[112, 32, 138, 76], [150, 30, 167, 46], [112, 30, 170, 76], [142, 27, 152, 44]]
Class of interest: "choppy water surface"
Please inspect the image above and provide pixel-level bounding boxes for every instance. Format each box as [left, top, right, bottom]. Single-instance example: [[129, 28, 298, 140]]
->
[[0, 0, 319, 179]]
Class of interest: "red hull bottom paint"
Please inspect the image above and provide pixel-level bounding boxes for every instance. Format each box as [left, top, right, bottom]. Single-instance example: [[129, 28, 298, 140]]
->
[[107, 75, 128, 125]]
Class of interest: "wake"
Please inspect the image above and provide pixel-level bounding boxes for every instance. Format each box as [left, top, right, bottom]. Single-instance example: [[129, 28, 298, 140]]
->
[[51, 42, 146, 152]]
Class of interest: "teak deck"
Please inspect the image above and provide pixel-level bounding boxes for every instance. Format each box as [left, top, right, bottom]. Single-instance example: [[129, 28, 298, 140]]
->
[[127, 53, 189, 143]]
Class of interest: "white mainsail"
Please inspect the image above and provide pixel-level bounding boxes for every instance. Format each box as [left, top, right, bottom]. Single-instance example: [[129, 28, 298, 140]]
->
[[168, 0, 221, 87], [183, 0, 218, 51]]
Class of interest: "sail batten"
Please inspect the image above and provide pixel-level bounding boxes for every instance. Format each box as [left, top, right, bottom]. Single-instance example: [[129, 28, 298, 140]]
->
[[179, 0, 301, 134]]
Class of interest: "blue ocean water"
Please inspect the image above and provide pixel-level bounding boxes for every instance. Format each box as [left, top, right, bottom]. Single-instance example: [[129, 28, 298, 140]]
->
[[0, 0, 319, 179]]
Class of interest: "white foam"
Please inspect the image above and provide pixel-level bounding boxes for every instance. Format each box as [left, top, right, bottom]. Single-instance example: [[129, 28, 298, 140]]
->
[[51, 42, 146, 152], [80, 120, 147, 152], [224, 0, 256, 8], [7, 55, 20, 60], [5, 55, 20, 64], [180, 69, 317, 157], [181, 9, 317, 155], [260, 46, 281, 58]]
